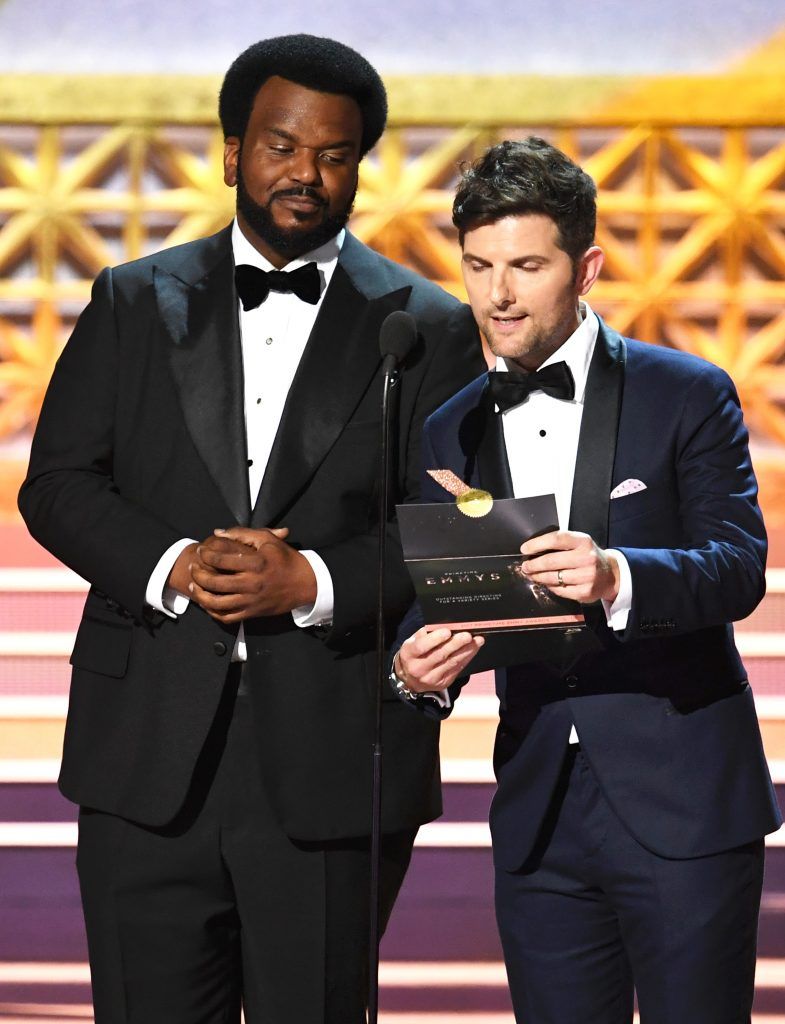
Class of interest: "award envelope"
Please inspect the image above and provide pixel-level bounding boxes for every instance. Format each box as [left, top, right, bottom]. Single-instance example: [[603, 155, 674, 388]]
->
[[397, 493, 601, 670]]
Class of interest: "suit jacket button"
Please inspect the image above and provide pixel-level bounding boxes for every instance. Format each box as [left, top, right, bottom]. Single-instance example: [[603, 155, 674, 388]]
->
[[565, 674, 578, 690], [213, 641, 227, 656]]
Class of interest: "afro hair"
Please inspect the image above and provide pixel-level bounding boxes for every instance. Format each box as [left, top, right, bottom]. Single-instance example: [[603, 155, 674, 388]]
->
[[219, 34, 387, 157]]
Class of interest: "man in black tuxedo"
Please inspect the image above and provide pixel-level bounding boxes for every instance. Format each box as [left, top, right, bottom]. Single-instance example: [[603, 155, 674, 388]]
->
[[395, 139, 782, 1023], [19, 35, 484, 1024]]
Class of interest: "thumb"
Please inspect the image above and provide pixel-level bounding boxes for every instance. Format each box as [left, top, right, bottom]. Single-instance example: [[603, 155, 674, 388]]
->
[[212, 528, 290, 552], [213, 526, 287, 549]]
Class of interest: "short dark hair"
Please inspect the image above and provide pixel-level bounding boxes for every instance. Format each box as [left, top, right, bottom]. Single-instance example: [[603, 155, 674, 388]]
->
[[218, 34, 387, 157], [452, 138, 597, 263]]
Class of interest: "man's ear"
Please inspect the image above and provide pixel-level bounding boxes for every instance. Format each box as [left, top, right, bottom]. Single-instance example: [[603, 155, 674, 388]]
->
[[577, 246, 604, 296], [223, 137, 240, 187]]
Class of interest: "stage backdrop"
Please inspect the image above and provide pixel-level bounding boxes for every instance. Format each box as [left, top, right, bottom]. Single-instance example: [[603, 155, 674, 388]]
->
[[1, 2, 785, 526], [0, 9, 784, 1021]]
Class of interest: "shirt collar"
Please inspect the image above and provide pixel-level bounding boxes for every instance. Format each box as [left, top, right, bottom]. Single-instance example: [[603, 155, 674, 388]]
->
[[231, 217, 344, 275], [496, 302, 599, 404]]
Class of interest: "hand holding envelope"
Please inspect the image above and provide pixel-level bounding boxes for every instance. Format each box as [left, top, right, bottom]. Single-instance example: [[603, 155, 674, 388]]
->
[[395, 626, 484, 694], [514, 480, 647, 601], [519, 529, 621, 605], [394, 474, 646, 687]]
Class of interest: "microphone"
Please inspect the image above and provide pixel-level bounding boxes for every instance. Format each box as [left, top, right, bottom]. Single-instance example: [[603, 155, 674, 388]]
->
[[379, 310, 417, 376], [368, 308, 417, 1024]]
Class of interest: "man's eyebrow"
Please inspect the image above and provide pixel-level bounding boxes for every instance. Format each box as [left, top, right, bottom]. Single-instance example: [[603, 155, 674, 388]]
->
[[462, 252, 549, 265], [265, 127, 356, 149], [510, 255, 548, 266]]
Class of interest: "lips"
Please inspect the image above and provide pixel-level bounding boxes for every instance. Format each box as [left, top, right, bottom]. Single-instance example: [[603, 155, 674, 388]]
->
[[275, 195, 323, 213], [272, 189, 326, 215], [491, 314, 526, 332]]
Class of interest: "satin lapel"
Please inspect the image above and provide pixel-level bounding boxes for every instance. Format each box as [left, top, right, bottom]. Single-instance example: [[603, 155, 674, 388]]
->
[[251, 243, 412, 527], [156, 233, 251, 525], [473, 379, 514, 500], [567, 320, 626, 546]]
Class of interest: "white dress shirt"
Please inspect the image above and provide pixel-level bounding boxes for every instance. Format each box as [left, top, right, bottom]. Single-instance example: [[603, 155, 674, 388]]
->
[[497, 303, 631, 629], [497, 304, 632, 742], [145, 219, 342, 659], [419, 304, 632, 715]]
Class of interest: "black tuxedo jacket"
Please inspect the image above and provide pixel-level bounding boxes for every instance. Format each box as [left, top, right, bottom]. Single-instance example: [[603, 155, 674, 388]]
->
[[407, 320, 781, 869], [19, 225, 486, 840]]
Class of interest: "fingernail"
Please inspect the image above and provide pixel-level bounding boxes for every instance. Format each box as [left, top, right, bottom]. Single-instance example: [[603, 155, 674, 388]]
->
[[188, 583, 193, 592], [215, 528, 227, 535]]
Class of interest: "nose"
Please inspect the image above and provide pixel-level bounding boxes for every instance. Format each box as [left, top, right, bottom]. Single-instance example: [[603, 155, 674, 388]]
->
[[489, 268, 514, 308], [290, 149, 322, 186]]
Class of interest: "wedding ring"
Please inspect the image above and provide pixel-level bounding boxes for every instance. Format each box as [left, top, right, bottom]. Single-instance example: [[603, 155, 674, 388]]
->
[[557, 569, 565, 587]]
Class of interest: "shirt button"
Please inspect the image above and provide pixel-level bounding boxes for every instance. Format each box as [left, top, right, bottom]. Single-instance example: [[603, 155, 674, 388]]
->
[[265, 337, 273, 346], [565, 674, 578, 690], [213, 641, 227, 656]]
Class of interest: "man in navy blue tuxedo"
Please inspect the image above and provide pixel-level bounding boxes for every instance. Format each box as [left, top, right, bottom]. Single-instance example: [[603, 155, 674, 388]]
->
[[394, 138, 782, 1023]]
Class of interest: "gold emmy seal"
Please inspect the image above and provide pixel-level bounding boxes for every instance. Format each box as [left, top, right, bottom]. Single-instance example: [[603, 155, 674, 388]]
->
[[456, 488, 494, 518], [426, 469, 494, 518]]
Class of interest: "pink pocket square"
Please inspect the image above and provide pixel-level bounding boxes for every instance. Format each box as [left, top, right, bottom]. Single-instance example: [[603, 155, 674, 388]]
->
[[610, 479, 647, 499]]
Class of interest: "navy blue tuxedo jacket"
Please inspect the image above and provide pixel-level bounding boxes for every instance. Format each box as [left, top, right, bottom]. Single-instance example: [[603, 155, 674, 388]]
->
[[412, 319, 781, 870], [19, 226, 486, 839]]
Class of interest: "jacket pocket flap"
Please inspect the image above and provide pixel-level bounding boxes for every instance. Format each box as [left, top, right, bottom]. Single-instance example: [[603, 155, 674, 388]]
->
[[69, 615, 132, 678]]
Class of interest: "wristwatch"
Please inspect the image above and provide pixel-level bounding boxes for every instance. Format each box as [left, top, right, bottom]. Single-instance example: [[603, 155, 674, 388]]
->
[[389, 657, 420, 703]]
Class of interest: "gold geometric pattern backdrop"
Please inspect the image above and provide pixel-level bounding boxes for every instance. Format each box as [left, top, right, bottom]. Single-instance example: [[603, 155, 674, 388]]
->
[[1, 72, 785, 521]]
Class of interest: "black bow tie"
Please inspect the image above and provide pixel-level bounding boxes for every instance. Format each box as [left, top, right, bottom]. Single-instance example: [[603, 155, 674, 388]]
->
[[234, 262, 321, 310], [488, 361, 575, 412]]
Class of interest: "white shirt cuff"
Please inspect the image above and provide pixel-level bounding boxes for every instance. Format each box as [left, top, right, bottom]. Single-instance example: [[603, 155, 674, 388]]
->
[[232, 625, 247, 663], [425, 688, 452, 710], [602, 549, 632, 631], [292, 549, 334, 628], [145, 538, 196, 618]]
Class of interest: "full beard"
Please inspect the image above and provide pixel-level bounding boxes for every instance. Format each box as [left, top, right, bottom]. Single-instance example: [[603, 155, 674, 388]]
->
[[236, 163, 355, 260]]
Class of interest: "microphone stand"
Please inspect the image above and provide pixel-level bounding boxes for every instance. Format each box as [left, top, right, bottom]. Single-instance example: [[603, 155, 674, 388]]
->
[[368, 355, 400, 1024]]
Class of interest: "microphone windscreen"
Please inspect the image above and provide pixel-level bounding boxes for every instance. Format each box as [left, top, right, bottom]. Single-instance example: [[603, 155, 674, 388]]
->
[[379, 310, 417, 366]]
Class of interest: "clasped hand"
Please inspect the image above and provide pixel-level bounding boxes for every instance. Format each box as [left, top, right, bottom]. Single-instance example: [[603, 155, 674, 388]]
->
[[171, 527, 318, 624]]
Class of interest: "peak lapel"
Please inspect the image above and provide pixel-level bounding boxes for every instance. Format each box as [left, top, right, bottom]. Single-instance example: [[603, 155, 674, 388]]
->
[[156, 232, 251, 525], [568, 321, 626, 547], [251, 236, 412, 527]]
